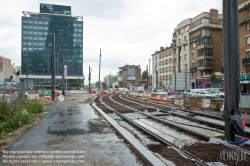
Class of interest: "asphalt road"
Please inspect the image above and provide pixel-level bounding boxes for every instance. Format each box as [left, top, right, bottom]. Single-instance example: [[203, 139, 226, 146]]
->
[[0, 94, 140, 166]]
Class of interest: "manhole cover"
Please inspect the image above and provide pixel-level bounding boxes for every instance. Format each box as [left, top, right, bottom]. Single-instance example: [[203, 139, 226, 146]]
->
[[59, 120, 73, 125]]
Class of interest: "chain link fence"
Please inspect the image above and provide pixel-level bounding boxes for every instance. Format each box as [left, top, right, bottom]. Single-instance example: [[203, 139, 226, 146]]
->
[[0, 82, 26, 102]]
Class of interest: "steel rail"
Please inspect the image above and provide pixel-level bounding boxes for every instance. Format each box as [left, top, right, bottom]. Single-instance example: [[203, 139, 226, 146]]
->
[[99, 95, 207, 166]]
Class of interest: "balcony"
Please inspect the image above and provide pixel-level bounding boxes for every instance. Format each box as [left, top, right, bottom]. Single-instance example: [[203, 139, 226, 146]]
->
[[197, 65, 213, 71], [190, 66, 197, 72], [239, 14, 250, 25], [189, 34, 201, 43], [172, 37, 176, 41], [182, 40, 188, 45], [172, 44, 176, 49], [177, 42, 182, 47], [242, 58, 250, 66]]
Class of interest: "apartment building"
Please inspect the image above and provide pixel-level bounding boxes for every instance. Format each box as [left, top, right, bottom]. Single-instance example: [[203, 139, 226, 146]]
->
[[171, 9, 223, 89], [151, 47, 173, 90], [0, 56, 13, 81], [118, 65, 141, 89], [239, 0, 250, 93]]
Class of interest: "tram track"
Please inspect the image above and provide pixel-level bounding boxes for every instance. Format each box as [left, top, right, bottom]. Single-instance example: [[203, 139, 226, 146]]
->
[[93, 94, 250, 165]]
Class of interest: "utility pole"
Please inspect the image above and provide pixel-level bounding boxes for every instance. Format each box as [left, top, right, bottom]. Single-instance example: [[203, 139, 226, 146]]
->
[[62, 55, 65, 96], [51, 33, 55, 101], [149, 58, 151, 91], [223, 0, 246, 141], [109, 71, 111, 89], [26, 43, 28, 90], [98, 48, 101, 93], [89, 66, 91, 94], [146, 65, 148, 90]]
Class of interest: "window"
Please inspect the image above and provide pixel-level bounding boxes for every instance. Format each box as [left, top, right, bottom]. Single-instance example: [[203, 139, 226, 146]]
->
[[23, 20, 27, 23], [34, 21, 38, 24], [184, 45, 187, 50], [192, 52, 196, 58], [34, 32, 38, 35], [247, 8, 250, 14], [78, 29, 82, 32], [185, 64, 188, 69], [169, 58, 171, 63], [78, 24, 82, 27], [178, 38, 181, 44], [34, 26, 38, 29], [23, 31, 27, 34], [192, 43, 196, 48], [192, 62, 196, 67], [247, 51, 250, 58], [23, 25, 27, 29], [44, 27, 48, 30], [184, 36, 187, 41], [28, 31, 32, 34], [44, 22, 48, 25], [247, 37, 250, 44], [39, 21, 43, 24], [247, 23, 250, 30], [39, 27, 43, 30], [28, 20, 33, 24], [185, 54, 187, 60], [39, 32, 43, 35]]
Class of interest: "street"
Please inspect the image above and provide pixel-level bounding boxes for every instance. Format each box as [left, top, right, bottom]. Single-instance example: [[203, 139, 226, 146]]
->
[[0, 94, 140, 166]]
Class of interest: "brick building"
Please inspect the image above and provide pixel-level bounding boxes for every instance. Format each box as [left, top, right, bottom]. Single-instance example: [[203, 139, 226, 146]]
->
[[239, 0, 250, 94], [118, 65, 141, 89]]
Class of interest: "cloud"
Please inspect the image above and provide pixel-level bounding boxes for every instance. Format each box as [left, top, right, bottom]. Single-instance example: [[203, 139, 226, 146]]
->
[[0, 0, 223, 83]]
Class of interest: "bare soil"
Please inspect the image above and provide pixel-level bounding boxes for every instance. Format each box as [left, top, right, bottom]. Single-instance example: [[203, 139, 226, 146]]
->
[[183, 143, 250, 166], [147, 144, 197, 166]]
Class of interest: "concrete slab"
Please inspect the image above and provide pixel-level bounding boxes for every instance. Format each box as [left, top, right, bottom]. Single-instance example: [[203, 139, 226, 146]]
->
[[92, 103, 167, 166]]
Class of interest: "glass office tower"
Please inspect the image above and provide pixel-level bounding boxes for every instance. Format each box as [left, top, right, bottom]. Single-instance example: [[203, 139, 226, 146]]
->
[[21, 3, 83, 88]]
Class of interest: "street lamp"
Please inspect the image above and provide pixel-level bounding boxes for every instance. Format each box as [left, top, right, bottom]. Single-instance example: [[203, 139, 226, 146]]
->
[[26, 42, 32, 90]]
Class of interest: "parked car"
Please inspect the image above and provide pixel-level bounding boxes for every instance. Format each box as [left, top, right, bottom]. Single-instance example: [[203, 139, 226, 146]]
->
[[190, 89, 220, 98], [207, 88, 224, 98], [0, 82, 18, 90], [151, 89, 169, 95], [119, 88, 130, 92], [183, 89, 191, 96]]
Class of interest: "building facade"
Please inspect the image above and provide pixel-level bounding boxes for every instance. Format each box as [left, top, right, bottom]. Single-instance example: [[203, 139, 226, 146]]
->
[[0, 56, 13, 82], [103, 75, 118, 87], [151, 47, 173, 90], [239, 0, 250, 94], [20, 3, 84, 89], [171, 9, 223, 89], [118, 65, 141, 89]]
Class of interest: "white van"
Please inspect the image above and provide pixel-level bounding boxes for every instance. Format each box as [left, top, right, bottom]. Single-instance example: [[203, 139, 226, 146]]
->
[[190, 89, 220, 98]]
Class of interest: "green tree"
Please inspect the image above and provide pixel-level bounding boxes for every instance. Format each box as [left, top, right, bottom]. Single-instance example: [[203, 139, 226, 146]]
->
[[142, 70, 148, 81], [209, 73, 217, 88], [102, 82, 107, 90]]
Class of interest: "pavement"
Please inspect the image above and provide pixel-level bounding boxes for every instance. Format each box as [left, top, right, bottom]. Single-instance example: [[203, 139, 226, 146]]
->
[[0, 93, 141, 166]]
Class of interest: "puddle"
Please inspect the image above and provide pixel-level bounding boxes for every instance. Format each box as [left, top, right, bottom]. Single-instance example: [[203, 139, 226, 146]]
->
[[67, 113, 73, 115], [59, 120, 73, 125], [47, 127, 85, 136]]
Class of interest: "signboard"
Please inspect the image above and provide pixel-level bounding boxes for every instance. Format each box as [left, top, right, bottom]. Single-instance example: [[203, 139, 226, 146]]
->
[[127, 76, 135, 80], [240, 74, 250, 81], [171, 73, 190, 90], [64, 65, 67, 79], [40, 3, 71, 15]]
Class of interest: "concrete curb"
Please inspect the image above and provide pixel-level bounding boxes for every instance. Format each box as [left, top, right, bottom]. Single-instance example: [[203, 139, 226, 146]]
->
[[91, 103, 167, 166]]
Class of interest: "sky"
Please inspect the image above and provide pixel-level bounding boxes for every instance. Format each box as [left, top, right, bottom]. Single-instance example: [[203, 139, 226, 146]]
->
[[0, 0, 222, 83]]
